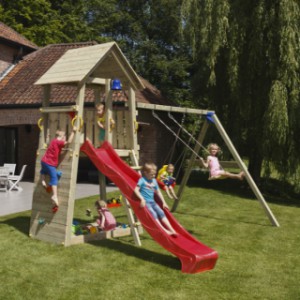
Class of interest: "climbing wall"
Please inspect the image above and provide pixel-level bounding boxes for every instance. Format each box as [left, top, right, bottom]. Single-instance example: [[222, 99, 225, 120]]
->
[[29, 112, 80, 246]]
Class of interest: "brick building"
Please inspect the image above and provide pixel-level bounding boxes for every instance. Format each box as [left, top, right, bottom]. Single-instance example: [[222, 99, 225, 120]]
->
[[0, 21, 37, 75], [0, 22, 179, 182]]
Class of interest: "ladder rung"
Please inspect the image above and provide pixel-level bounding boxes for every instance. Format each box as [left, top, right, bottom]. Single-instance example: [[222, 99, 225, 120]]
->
[[131, 166, 141, 170]]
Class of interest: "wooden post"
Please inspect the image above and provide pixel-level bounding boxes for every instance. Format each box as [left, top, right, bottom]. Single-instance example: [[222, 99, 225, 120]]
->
[[171, 120, 209, 212], [123, 148, 142, 246], [129, 150, 140, 172], [99, 80, 112, 198], [94, 87, 102, 106], [65, 83, 86, 245], [39, 85, 51, 149], [123, 195, 142, 246], [127, 87, 139, 159], [212, 113, 280, 227], [105, 88, 113, 145], [98, 172, 106, 201]]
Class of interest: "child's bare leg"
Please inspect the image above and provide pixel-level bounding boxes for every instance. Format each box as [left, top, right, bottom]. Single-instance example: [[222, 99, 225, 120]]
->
[[239, 171, 245, 179], [41, 175, 47, 188], [155, 219, 174, 235], [165, 187, 173, 199], [51, 185, 59, 206], [155, 220, 170, 234], [169, 186, 178, 199], [224, 171, 244, 180], [160, 217, 177, 236]]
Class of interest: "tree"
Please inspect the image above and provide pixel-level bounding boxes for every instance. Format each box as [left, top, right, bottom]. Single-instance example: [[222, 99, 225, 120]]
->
[[0, 0, 94, 45], [0, 0, 192, 104], [181, 0, 300, 189], [92, 0, 192, 104]]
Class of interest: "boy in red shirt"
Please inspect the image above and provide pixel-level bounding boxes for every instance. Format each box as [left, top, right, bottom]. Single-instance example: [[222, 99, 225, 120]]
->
[[40, 127, 76, 211]]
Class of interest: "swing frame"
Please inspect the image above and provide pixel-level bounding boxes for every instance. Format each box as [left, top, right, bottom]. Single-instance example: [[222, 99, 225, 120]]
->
[[137, 102, 280, 227]]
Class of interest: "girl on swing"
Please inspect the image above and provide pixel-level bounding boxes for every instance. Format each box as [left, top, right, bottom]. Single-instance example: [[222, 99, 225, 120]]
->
[[200, 143, 244, 180]]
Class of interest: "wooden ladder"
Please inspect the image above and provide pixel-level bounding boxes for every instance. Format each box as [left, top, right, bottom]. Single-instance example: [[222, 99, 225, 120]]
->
[[121, 149, 142, 246]]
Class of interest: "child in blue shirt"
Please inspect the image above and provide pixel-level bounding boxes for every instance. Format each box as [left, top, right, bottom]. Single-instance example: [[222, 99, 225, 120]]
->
[[134, 162, 177, 237]]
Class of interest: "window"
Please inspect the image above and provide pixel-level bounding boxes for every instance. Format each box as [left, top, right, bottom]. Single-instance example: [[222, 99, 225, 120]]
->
[[0, 127, 17, 165]]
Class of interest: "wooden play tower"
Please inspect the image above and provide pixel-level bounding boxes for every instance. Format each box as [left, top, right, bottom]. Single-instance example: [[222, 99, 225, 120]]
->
[[29, 42, 145, 246]]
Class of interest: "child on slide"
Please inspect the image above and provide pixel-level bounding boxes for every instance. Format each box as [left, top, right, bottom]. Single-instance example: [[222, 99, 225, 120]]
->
[[134, 162, 177, 237]]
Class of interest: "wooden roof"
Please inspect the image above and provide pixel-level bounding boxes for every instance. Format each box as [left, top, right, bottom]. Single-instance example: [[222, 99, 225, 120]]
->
[[35, 42, 145, 91]]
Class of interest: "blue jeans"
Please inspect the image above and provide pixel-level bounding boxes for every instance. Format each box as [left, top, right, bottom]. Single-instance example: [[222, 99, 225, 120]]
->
[[146, 202, 165, 220], [40, 161, 62, 186]]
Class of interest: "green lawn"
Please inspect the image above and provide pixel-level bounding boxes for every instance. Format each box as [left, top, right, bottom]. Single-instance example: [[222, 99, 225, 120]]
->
[[1, 180, 299, 300]]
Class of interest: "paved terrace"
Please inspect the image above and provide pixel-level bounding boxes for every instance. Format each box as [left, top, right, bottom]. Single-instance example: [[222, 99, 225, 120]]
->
[[0, 181, 118, 217]]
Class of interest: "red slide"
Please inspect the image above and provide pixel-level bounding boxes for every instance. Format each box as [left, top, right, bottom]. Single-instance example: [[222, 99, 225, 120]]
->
[[81, 140, 218, 273]]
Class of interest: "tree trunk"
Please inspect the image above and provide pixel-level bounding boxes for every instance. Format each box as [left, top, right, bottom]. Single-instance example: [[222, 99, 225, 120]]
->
[[248, 149, 263, 184]]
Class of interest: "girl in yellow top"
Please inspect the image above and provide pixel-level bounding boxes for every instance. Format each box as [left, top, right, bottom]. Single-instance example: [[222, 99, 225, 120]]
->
[[157, 164, 178, 200]]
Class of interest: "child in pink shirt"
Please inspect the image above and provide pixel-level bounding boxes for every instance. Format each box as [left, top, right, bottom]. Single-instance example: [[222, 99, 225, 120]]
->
[[200, 143, 244, 180], [95, 200, 116, 231]]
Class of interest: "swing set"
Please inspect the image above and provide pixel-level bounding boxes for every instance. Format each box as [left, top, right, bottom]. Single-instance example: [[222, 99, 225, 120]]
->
[[30, 41, 278, 256], [143, 103, 280, 227]]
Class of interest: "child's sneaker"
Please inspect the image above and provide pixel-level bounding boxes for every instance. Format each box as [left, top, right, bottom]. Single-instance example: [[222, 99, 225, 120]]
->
[[42, 180, 52, 193]]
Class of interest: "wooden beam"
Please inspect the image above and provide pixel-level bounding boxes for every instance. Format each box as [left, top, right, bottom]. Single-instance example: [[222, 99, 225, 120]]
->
[[137, 102, 213, 116], [172, 120, 210, 212], [115, 149, 134, 157], [65, 83, 87, 245], [127, 87, 139, 155], [99, 172, 106, 201], [105, 89, 114, 144], [40, 105, 79, 113], [212, 113, 280, 227], [40, 85, 51, 148], [70, 224, 143, 245], [122, 195, 142, 247], [87, 77, 106, 85]]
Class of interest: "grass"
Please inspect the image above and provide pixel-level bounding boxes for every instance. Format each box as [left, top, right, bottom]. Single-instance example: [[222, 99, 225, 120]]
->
[[1, 178, 300, 300]]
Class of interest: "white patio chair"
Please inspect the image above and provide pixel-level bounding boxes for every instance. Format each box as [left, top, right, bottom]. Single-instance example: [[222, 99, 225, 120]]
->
[[4, 163, 16, 175], [8, 165, 27, 191], [0, 167, 9, 192]]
